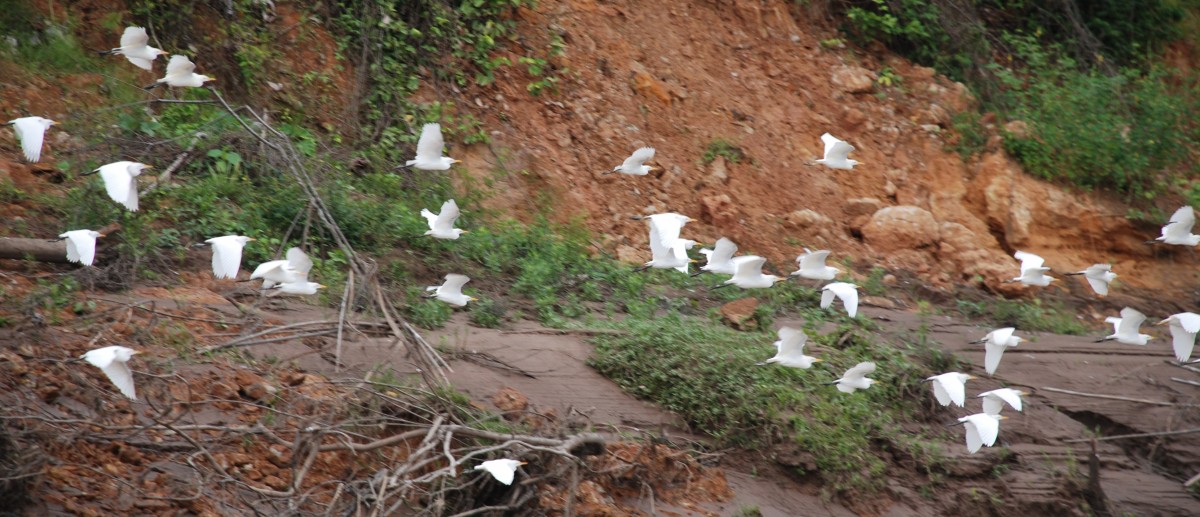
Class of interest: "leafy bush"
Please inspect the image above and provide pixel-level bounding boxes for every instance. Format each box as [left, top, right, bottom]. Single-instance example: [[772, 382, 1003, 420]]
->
[[701, 139, 745, 164], [590, 313, 939, 494]]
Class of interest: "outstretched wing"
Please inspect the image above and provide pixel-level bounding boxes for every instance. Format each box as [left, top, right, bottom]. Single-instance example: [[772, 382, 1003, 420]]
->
[[931, 379, 952, 406], [800, 249, 832, 270], [621, 147, 655, 169], [285, 247, 313, 278], [708, 237, 737, 264], [1116, 307, 1145, 336], [1013, 251, 1045, 272], [842, 361, 876, 382], [821, 133, 854, 162], [777, 327, 807, 355], [442, 274, 470, 294], [99, 163, 137, 211], [433, 199, 461, 232], [991, 389, 1024, 412], [991, 327, 1016, 344], [13, 118, 47, 163], [121, 27, 150, 48], [101, 359, 137, 400], [165, 54, 195, 76], [415, 123, 445, 162], [971, 414, 1000, 447], [1164, 206, 1196, 238], [731, 255, 765, 281], [828, 282, 859, 317]]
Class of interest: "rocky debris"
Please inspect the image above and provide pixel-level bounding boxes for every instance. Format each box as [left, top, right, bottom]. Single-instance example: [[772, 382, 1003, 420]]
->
[[784, 209, 831, 230], [699, 194, 739, 228], [861, 205, 939, 251], [844, 197, 884, 218], [830, 65, 876, 94], [493, 386, 557, 430], [234, 370, 276, 402], [615, 244, 646, 264], [720, 297, 759, 330]]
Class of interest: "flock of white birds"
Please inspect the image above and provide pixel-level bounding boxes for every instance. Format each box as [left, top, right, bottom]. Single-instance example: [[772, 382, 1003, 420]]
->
[[4, 25, 1198, 484]]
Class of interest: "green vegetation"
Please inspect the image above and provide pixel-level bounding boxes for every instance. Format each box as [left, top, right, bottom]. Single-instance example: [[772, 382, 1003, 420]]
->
[[590, 311, 945, 494], [833, 0, 1200, 206], [955, 297, 1087, 335], [701, 139, 745, 164]]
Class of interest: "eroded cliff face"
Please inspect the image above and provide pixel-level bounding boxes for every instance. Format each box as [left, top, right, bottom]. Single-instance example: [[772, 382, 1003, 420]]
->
[[454, 0, 1192, 307]]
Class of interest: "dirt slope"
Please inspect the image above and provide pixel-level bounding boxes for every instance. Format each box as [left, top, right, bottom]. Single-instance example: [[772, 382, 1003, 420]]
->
[[459, 0, 1197, 304]]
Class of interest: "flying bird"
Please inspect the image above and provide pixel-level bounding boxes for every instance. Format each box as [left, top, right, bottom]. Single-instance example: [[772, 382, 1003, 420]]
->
[[427, 274, 476, 307], [422, 199, 467, 239], [815, 133, 859, 170], [4, 116, 57, 163], [57, 229, 104, 266], [637, 213, 695, 274], [145, 55, 215, 89], [271, 282, 325, 296], [1159, 312, 1200, 362], [1097, 307, 1151, 346], [606, 147, 657, 176], [971, 327, 1022, 375], [820, 282, 859, 318], [790, 248, 841, 281], [474, 459, 526, 486], [1151, 206, 1200, 246], [398, 123, 459, 171], [925, 372, 975, 407], [952, 413, 1005, 454], [81, 346, 139, 400], [1006, 251, 1055, 287], [697, 237, 738, 275], [1064, 264, 1115, 296], [204, 235, 254, 280], [717, 256, 783, 289], [250, 247, 314, 289], [83, 161, 152, 211], [758, 327, 821, 369], [99, 27, 165, 71], [831, 361, 877, 393], [978, 388, 1026, 415]]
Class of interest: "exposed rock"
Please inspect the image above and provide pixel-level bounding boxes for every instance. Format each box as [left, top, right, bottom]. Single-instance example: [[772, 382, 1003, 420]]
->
[[699, 193, 739, 228], [845, 197, 884, 217], [631, 71, 672, 105], [615, 245, 646, 264], [492, 386, 530, 417], [924, 103, 951, 126], [830, 65, 876, 93], [707, 155, 729, 185], [720, 297, 759, 330], [784, 209, 831, 230], [1004, 120, 1030, 139], [842, 106, 868, 130], [235, 371, 275, 402], [861, 206, 939, 251]]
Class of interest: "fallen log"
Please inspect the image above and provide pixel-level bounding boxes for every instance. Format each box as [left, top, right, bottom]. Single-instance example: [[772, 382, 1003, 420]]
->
[[0, 223, 121, 263]]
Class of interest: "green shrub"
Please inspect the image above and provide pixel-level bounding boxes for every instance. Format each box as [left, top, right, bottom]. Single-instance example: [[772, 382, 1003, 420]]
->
[[701, 139, 745, 164], [955, 297, 1086, 335]]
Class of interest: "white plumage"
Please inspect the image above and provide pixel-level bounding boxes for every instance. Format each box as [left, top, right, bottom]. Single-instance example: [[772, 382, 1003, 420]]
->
[[1159, 312, 1200, 362], [7, 116, 56, 163], [973, 327, 1022, 375], [106, 27, 165, 70], [205, 235, 253, 279], [405, 123, 458, 170], [152, 55, 215, 88], [422, 199, 466, 239], [1066, 263, 1116, 296], [720, 256, 783, 289], [957, 413, 1003, 454], [816, 133, 858, 169], [927, 372, 974, 407], [820, 282, 859, 318], [790, 248, 840, 280], [60, 229, 104, 266], [474, 459, 525, 486], [251, 247, 313, 289], [427, 274, 475, 307], [1009, 251, 1055, 287], [761, 327, 820, 369], [978, 388, 1026, 416], [94, 161, 151, 212], [1099, 307, 1151, 346], [81, 346, 139, 400], [1154, 206, 1200, 246], [833, 361, 877, 393], [610, 147, 656, 175], [641, 213, 694, 273], [699, 237, 738, 275], [272, 281, 325, 295]]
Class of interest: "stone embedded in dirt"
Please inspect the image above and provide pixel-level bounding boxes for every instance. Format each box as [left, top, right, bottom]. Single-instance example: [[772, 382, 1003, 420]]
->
[[861, 205, 939, 251], [924, 103, 952, 126], [842, 106, 868, 130], [262, 474, 289, 491], [844, 197, 884, 217], [1004, 120, 1030, 139], [631, 71, 672, 106], [784, 209, 831, 230], [615, 244, 646, 264], [234, 371, 276, 402], [492, 386, 530, 417], [830, 65, 876, 93], [707, 155, 729, 185], [720, 297, 759, 330], [699, 194, 739, 227]]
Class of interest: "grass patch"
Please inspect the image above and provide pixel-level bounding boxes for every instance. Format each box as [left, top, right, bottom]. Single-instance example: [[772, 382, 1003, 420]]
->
[[589, 312, 940, 494], [701, 139, 745, 164], [955, 297, 1086, 335]]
